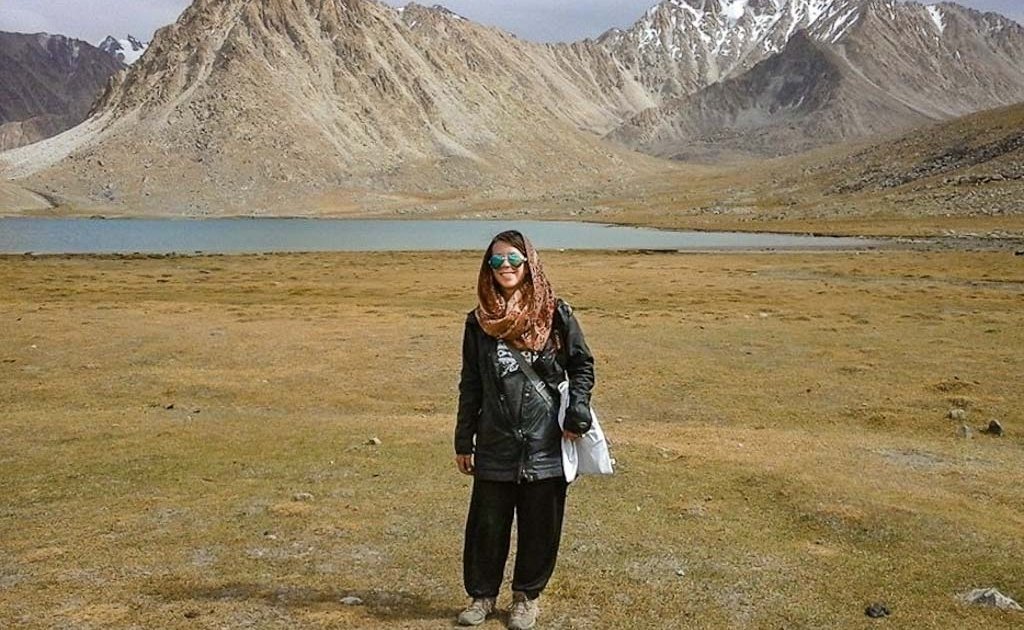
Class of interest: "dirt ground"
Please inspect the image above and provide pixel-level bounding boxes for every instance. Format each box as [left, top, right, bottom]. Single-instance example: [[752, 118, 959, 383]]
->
[[1, 249, 1022, 628]]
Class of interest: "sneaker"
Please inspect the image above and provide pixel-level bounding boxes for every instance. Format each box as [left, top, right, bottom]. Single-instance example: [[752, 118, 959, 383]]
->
[[508, 591, 540, 630], [457, 597, 496, 626]]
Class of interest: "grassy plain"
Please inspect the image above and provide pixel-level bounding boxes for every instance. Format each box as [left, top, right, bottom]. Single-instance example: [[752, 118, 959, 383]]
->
[[1, 249, 1023, 628]]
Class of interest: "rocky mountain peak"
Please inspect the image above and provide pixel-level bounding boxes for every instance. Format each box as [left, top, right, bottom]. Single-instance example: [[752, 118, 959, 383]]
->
[[606, 0, 1024, 160], [94, 0, 389, 115], [99, 35, 149, 64], [596, 0, 869, 100], [398, 2, 479, 35], [402, 3, 467, 19], [3, 0, 663, 214]]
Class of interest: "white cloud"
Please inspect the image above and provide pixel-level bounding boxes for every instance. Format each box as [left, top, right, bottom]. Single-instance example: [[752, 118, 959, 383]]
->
[[0, 8, 59, 35], [0, 0, 188, 44]]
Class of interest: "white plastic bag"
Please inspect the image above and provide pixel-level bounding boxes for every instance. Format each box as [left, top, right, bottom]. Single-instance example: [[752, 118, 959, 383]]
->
[[557, 381, 614, 482]]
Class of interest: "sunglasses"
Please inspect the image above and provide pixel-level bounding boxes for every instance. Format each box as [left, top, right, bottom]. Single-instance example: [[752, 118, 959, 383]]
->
[[488, 251, 527, 269]]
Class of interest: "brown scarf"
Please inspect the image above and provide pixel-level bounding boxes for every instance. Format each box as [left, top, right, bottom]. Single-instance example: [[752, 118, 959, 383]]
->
[[475, 234, 556, 352]]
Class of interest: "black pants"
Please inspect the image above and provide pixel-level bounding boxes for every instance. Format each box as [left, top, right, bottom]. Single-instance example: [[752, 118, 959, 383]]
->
[[463, 477, 568, 600]]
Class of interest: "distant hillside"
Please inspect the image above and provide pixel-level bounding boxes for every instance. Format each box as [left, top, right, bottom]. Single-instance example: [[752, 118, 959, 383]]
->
[[569, 101, 1024, 238], [0, 32, 125, 151], [607, 31, 932, 160], [0, 180, 51, 212], [809, 100, 1024, 216]]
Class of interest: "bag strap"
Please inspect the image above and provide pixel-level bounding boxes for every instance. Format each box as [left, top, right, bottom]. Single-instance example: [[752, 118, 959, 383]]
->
[[507, 346, 556, 409]]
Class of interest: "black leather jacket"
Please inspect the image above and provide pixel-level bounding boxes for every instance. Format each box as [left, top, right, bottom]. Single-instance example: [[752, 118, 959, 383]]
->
[[455, 299, 595, 483]]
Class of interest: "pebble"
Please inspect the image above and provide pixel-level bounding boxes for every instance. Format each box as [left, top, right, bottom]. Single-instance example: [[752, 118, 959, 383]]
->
[[956, 424, 972, 439], [292, 492, 314, 502], [340, 596, 364, 606], [865, 603, 890, 618], [367, 437, 382, 446], [947, 408, 967, 421], [681, 505, 706, 518], [983, 420, 1004, 436]]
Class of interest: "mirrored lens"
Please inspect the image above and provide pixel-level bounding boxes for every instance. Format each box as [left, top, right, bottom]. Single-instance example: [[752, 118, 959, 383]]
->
[[489, 252, 527, 269]]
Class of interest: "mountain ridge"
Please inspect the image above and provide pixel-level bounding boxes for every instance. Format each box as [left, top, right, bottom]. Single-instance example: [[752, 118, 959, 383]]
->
[[1, 0, 664, 214], [0, 32, 125, 152], [605, 0, 1024, 158], [2, 0, 1023, 216]]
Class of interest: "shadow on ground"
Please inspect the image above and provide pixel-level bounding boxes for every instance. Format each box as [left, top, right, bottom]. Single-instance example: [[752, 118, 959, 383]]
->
[[148, 578, 454, 623]]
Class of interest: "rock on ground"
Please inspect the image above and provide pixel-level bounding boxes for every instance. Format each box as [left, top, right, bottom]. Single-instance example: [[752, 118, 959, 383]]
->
[[960, 588, 1023, 611]]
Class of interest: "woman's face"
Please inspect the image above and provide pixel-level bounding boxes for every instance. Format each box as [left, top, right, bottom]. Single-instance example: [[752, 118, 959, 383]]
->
[[489, 240, 528, 297]]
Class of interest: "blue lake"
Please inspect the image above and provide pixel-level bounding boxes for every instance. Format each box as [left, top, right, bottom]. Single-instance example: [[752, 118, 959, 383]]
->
[[0, 218, 880, 254]]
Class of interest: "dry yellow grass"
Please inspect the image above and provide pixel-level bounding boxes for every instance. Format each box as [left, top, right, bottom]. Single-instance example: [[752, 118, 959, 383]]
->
[[1, 249, 1022, 628]]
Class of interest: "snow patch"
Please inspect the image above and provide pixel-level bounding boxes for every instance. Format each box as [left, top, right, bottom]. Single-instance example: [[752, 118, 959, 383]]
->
[[926, 5, 946, 34], [722, 0, 749, 24], [99, 35, 148, 64], [431, 4, 466, 21], [826, 7, 860, 43], [626, 0, 872, 70]]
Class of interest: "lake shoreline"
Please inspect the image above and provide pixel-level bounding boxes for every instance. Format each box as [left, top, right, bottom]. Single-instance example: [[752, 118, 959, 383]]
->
[[3, 205, 1022, 243], [0, 217, 885, 255]]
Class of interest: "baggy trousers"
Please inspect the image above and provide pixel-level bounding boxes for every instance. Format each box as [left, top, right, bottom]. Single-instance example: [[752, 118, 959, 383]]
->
[[463, 477, 568, 600]]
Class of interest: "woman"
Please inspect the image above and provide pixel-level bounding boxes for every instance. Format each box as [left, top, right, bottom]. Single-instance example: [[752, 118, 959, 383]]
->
[[454, 230, 595, 629]]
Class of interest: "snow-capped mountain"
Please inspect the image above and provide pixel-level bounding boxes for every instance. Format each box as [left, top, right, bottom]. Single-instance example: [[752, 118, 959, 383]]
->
[[4, 0, 1024, 213], [604, 0, 1024, 157], [0, 31, 125, 151], [98, 35, 148, 64], [598, 0, 868, 99]]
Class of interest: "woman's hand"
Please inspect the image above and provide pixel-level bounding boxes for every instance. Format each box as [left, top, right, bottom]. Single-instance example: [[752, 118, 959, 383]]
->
[[455, 454, 475, 475], [563, 430, 581, 441]]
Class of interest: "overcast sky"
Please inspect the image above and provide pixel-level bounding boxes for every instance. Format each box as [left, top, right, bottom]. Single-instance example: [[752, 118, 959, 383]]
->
[[0, 0, 1020, 45]]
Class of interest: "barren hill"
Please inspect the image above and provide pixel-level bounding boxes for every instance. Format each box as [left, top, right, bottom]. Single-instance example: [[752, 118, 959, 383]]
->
[[665, 100, 1023, 235], [809, 100, 1024, 217], [1, 0, 664, 215]]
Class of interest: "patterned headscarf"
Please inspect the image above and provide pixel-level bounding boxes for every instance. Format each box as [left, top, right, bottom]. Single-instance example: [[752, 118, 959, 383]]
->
[[475, 231, 556, 352]]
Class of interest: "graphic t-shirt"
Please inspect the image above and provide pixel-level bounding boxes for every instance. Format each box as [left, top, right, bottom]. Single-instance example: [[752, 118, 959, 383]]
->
[[496, 339, 538, 378]]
